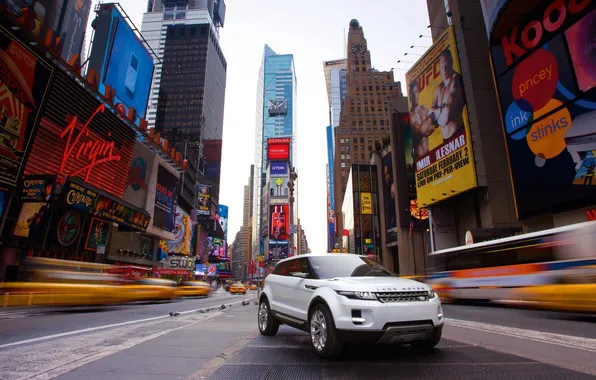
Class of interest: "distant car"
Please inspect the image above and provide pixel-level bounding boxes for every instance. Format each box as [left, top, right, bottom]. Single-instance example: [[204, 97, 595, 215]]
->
[[249, 284, 258, 290], [176, 281, 213, 297], [257, 254, 443, 357], [230, 282, 247, 294]]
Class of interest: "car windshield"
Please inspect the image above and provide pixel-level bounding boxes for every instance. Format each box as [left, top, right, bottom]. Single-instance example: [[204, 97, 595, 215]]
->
[[308, 256, 396, 279]]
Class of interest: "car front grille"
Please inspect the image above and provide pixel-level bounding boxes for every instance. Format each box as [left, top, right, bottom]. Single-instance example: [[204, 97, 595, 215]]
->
[[375, 291, 429, 303]]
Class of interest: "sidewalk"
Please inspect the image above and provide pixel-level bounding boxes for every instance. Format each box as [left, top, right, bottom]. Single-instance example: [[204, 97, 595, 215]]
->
[[56, 300, 259, 380]]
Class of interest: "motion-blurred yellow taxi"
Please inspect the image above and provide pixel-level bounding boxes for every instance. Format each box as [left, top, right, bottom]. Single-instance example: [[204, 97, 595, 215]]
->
[[176, 281, 213, 297], [229, 282, 247, 294], [249, 284, 257, 290]]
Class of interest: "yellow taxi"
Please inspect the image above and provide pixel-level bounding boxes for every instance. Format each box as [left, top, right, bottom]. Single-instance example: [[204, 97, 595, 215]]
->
[[175, 281, 213, 297], [249, 284, 257, 290], [229, 282, 247, 294]]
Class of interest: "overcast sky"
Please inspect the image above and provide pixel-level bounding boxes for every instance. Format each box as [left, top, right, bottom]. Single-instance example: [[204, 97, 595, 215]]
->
[[86, 0, 431, 253]]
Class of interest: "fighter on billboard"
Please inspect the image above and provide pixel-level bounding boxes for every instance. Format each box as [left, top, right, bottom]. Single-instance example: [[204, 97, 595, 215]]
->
[[406, 25, 477, 207]]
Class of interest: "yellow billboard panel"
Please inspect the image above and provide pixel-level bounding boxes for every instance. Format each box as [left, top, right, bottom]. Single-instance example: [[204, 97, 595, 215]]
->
[[360, 193, 372, 215], [405, 26, 477, 207]]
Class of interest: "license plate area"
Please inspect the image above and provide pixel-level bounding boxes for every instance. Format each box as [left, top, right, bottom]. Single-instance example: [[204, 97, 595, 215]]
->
[[389, 332, 426, 343]]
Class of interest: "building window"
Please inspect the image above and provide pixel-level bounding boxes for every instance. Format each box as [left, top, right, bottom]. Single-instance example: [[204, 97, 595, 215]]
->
[[341, 163, 346, 168], [353, 138, 357, 143], [361, 153, 365, 160], [380, 120, 385, 126], [341, 154, 345, 160], [352, 120, 356, 126], [347, 154, 351, 160], [340, 139, 345, 143]]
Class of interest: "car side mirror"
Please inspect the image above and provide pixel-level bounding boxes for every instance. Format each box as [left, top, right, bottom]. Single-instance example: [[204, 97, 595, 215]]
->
[[291, 272, 309, 278]]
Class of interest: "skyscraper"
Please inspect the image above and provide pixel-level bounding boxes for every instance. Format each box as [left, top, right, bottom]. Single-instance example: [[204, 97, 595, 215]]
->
[[333, 19, 402, 241], [323, 58, 347, 251], [251, 45, 297, 260], [141, 0, 227, 207]]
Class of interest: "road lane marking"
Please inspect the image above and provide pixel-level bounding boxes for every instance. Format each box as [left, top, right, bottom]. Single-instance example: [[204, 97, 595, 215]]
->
[[0, 297, 253, 350], [445, 318, 596, 352]]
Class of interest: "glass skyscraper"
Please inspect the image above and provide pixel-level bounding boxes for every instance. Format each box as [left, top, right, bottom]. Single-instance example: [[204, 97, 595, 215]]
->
[[252, 45, 297, 259]]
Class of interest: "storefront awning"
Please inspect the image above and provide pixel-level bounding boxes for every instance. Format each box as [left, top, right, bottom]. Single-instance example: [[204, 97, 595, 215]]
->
[[61, 178, 151, 232]]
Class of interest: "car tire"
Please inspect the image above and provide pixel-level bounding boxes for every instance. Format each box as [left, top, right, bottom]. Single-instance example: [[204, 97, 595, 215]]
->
[[309, 304, 343, 357], [258, 298, 279, 336], [412, 328, 442, 351]]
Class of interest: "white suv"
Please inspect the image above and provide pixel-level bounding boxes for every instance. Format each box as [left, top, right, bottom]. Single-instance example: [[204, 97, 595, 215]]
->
[[257, 254, 443, 357]]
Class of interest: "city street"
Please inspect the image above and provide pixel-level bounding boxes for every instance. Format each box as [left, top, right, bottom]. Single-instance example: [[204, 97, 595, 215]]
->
[[0, 296, 595, 380]]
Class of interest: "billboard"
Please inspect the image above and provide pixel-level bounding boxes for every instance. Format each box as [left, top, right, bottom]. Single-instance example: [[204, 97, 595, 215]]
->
[[0, 26, 54, 188], [381, 153, 397, 244], [406, 25, 477, 207], [59, 0, 91, 64], [269, 204, 289, 241], [269, 176, 289, 199], [163, 206, 192, 255], [87, 4, 154, 120], [269, 161, 288, 176], [218, 204, 228, 240], [489, 4, 596, 218], [267, 143, 290, 160], [196, 183, 211, 216], [123, 142, 155, 209], [153, 165, 178, 231], [326, 125, 335, 210], [203, 139, 222, 188]]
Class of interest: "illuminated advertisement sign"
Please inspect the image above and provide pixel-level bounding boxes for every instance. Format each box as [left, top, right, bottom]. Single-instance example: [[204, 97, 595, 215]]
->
[[1, 0, 65, 46], [218, 204, 228, 240], [59, 0, 92, 64], [360, 192, 373, 215], [490, 2, 596, 218], [267, 143, 290, 160], [0, 26, 54, 188], [326, 125, 335, 211], [196, 183, 211, 216], [20, 175, 55, 202], [87, 3, 154, 120], [269, 161, 288, 176], [269, 204, 289, 241], [267, 137, 291, 144], [207, 237, 224, 258], [162, 205, 192, 255], [153, 165, 178, 232], [406, 26, 477, 207], [203, 139, 222, 186]]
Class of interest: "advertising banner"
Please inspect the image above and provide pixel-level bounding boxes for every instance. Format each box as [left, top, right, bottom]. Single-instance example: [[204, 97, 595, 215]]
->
[[218, 204, 228, 240], [203, 139, 222, 186], [123, 142, 155, 209], [59, 0, 91, 64], [269, 176, 289, 199], [20, 175, 55, 202], [267, 143, 290, 160], [153, 165, 178, 231], [196, 183, 211, 216], [269, 161, 288, 176], [269, 204, 289, 241], [326, 125, 335, 211], [162, 206, 192, 255], [381, 153, 397, 244], [103, 6, 154, 118], [360, 192, 373, 215], [1, 0, 64, 43], [13, 202, 47, 238], [406, 26, 477, 207], [0, 26, 54, 188], [207, 237, 224, 258], [490, 4, 596, 218], [85, 217, 109, 251]]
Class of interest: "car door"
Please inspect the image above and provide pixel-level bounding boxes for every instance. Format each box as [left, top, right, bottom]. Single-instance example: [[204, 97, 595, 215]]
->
[[267, 261, 292, 314], [291, 258, 321, 321], [273, 258, 306, 319]]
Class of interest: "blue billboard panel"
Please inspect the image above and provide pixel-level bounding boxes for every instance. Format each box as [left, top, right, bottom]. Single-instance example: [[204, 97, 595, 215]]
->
[[103, 7, 154, 118], [270, 161, 288, 176], [326, 125, 335, 210], [218, 204, 228, 240]]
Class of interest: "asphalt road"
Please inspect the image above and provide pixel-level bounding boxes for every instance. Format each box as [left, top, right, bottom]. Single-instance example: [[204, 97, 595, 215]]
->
[[0, 290, 248, 347], [0, 298, 594, 379]]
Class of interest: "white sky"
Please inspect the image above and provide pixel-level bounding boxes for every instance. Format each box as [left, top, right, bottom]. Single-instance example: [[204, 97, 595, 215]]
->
[[86, 0, 431, 253]]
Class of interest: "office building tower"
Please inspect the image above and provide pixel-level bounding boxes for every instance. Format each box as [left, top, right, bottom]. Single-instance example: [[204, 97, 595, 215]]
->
[[333, 19, 402, 241], [251, 45, 297, 260], [141, 0, 227, 207]]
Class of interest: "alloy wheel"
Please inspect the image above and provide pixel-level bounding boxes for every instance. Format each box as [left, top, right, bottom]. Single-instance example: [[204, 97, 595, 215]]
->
[[310, 309, 327, 351], [258, 301, 269, 331]]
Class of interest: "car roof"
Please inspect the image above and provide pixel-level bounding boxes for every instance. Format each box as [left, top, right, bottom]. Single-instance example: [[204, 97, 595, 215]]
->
[[276, 253, 366, 264]]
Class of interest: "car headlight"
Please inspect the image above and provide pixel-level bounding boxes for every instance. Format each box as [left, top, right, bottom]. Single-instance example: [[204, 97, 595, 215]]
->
[[428, 289, 436, 298], [337, 291, 377, 300]]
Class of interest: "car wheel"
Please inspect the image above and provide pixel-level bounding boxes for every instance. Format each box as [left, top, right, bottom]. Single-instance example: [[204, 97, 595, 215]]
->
[[309, 304, 342, 357], [411, 328, 442, 351], [258, 298, 279, 336]]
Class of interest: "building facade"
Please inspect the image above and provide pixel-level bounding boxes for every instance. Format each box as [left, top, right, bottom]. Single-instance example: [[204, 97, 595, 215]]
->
[[251, 45, 298, 263], [141, 0, 227, 209], [333, 19, 403, 246]]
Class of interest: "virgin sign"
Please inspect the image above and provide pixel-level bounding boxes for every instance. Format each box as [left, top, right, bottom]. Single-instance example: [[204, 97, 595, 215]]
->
[[59, 103, 122, 181]]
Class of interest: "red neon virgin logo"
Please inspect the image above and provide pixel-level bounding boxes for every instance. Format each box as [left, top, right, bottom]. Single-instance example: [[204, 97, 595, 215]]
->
[[59, 103, 121, 181]]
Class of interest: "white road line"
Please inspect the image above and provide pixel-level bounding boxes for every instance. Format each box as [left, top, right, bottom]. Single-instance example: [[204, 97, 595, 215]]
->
[[0, 297, 254, 350], [445, 318, 596, 352]]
